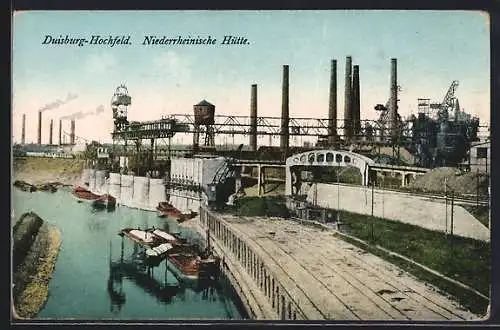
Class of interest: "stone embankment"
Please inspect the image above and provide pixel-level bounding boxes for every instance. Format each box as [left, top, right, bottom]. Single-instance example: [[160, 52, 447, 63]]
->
[[12, 212, 62, 320]]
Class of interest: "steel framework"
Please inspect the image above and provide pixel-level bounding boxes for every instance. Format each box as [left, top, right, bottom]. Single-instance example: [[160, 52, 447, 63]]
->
[[111, 114, 415, 142]]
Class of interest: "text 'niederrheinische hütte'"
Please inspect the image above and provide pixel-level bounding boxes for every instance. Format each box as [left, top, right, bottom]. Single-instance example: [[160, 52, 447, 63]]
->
[[141, 35, 250, 45]]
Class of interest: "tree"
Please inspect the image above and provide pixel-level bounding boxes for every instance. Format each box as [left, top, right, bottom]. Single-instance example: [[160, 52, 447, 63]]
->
[[84, 141, 100, 161]]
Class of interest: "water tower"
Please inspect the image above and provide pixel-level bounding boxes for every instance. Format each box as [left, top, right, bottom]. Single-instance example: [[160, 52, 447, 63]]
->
[[111, 84, 132, 131], [193, 100, 215, 151]]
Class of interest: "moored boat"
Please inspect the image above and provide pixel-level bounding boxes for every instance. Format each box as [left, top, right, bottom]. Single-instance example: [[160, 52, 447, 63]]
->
[[156, 202, 197, 222], [119, 228, 163, 247], [72, 185, 101, 202], [167, 250, 220, 281], [145, 242, 174, 257], [119, 227, 187, 247], [92, 194, 117, 210]]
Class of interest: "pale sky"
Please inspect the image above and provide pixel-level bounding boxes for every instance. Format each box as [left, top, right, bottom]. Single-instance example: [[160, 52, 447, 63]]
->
[[12, 10, 490, 145]]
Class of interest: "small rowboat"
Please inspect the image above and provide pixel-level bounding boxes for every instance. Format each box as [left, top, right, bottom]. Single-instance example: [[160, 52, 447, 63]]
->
[[156, 202, 197, 222]]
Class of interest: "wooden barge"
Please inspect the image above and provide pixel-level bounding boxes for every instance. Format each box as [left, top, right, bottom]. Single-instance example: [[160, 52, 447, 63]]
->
[[118, 227, 220, 280], [72, 185, 116, 209]]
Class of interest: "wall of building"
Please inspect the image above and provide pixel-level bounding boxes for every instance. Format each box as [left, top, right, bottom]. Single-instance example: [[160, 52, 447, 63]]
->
[[169, 157, 226, 213], [469, 142, 490, 173]]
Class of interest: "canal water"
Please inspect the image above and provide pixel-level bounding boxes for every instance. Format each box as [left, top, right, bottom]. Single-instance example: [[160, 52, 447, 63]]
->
[[12, 188, 246, 320]]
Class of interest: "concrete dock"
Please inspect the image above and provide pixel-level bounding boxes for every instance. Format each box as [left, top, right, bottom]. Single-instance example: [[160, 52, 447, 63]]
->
[[184, 207, 480, 321]]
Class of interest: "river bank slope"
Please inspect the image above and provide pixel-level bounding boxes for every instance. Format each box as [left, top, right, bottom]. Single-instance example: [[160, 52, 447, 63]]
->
[[13, 157, 84, 186], [12, 212, 62, 320]]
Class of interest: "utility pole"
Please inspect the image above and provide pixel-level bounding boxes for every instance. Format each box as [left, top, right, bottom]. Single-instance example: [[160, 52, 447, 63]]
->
[[476, 169, 479, 208], [445, 178, 448, 236], [371, 182, 374, 217], [450, 190, 455, 257], [337, 168, 340, 223], [206, 228, 211, 252], [371, 182, 375, 241], [488, 185, 491, 230], [450, 191, 454, 237]]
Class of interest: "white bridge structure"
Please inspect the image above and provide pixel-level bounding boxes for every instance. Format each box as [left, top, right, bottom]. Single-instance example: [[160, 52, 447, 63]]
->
[[285, 150, 375, 195]]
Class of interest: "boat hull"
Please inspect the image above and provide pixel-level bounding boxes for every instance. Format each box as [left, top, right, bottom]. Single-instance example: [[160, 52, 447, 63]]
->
[[73, 185, 116, 208], [166, 253, 220, 281], [156, 202, 196, 222]]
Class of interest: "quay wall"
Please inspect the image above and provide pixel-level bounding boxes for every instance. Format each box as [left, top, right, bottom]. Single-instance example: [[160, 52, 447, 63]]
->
[[80, 171, 166, 211], [79, 157, 226, 212], [95, 170, 107, 194], [198, 206, 310, 320]]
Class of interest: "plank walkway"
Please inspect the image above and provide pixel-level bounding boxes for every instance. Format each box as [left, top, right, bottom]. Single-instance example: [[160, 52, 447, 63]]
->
[[207, 214, 479, 321]]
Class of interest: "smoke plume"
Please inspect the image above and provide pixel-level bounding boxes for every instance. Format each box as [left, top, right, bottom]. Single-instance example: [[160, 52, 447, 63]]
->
[[60, 104, 106, 120], [39, 92, 78, 112]]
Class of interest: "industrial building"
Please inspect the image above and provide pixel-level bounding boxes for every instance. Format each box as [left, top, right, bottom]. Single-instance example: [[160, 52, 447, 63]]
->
[[15, 55, 488, 210], [465, 140, 490, 173]]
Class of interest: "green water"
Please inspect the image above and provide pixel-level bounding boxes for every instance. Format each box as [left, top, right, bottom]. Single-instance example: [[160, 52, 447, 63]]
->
[[12, 188, 246, 320]]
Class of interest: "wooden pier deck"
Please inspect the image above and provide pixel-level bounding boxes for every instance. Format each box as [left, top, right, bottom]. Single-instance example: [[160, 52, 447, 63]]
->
[[192, 208, 479, 321]]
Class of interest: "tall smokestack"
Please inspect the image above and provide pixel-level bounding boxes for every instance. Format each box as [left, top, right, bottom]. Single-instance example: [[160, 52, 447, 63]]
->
[[250, 84, 258, 152], [352, 65, 361, 137], [49, 119, 53, 145], [21, 114, 26, 144], [58, 120, 62, 145], [389, 58, 398, 137], [37, 111, 42, 144], [70, 120, 75, 145], [344, 56, 353, 140], [280, 65, 289, 152], [328, 59, 337, 144]]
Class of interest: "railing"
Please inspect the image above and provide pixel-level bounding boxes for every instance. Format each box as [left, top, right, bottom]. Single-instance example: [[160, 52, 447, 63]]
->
[[199, 206, 306, 320]]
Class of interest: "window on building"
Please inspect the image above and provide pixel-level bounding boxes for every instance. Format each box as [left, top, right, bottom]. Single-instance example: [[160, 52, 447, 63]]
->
[[477, 147, 488, 159]]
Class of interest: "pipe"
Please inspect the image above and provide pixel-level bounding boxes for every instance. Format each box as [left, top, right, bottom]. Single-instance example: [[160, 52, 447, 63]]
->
[[280, 65, 289, 152], [70, 120, 75, 145], [328, 59, 337, 144], [344, 56, 353, 140], [352, 65, 360, 137], [250, 84, 258, 152], [49, 119, 53, 145], [37, 111, 42, 144], [58, 120, 62, 145], [192, 126, 199, 151], [389, 58, 398, 137], [21, 114, 26, 144]]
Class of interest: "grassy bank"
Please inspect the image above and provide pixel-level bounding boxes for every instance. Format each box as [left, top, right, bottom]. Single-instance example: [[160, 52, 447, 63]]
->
[[13, 157, 84, 185], [13, 215, 62, 319], [223, 196, 290, 218], [462, 205, 490, 229], [337, 210, 490, 315]]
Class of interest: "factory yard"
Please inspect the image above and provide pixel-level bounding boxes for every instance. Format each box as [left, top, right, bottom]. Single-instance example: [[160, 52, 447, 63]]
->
[[196, 214, 481, 321]]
